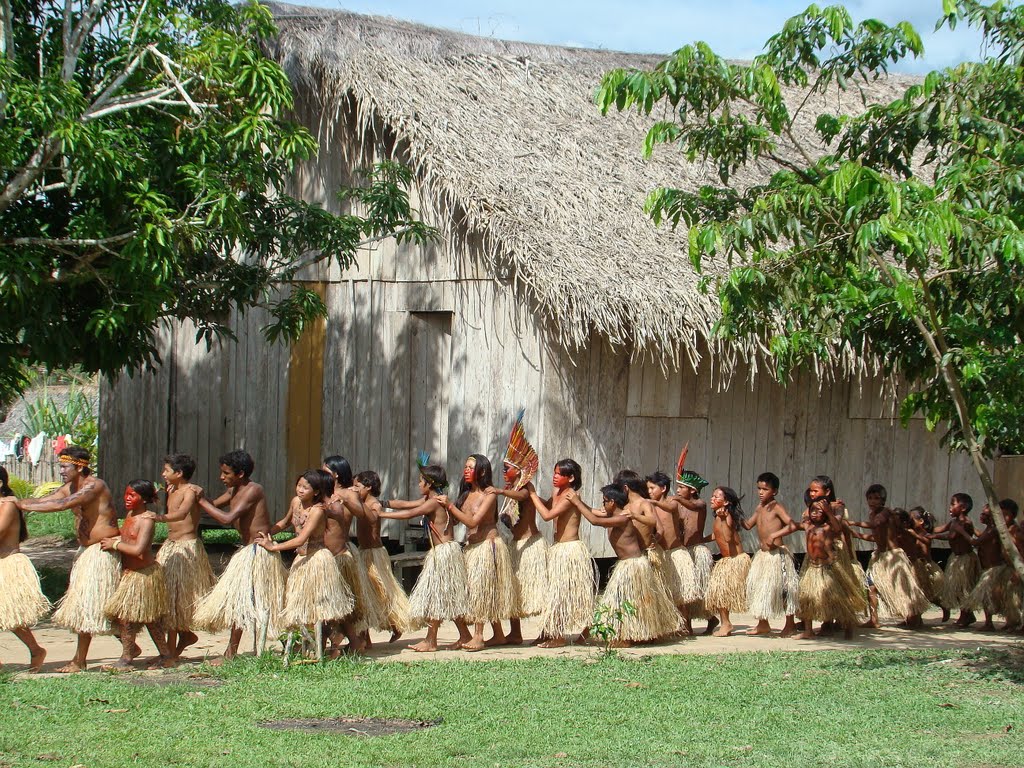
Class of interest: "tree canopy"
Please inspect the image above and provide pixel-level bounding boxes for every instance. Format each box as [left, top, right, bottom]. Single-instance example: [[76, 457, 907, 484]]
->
[[597, 0, 1024, 575], [0, 0, 432, 401]]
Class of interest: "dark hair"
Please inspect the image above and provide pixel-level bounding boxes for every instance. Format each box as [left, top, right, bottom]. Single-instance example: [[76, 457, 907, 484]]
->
[[999, 498, 1019, 520], [128, 479, 158, 504], [297, 470, 327, 503], [554, 459, 582, 491], [0, 467, 26, 543], [457, 454, 494, 506], [892, 507, 912, 528], [614, 469, 649, 498], [317, 469, 336, 499], [323, 455, 353, 489], [219, 450, 254, 478], [600, 484, 628, 509], [865, 483, 887, 502], [163, 453, 196, 481], [811, 475, 836, 502], [952, 492, 974, 512], [909, 505, 935, 533], [757, 472, 780, 492], [716, 486, 744, 529], [355, 470, 382, 497], [645, 472, 671, 494], [419, 464, 448, 493], [59, 446, 92, 476]]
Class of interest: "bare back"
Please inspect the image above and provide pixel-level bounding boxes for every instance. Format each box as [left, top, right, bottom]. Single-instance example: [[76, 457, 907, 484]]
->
[[652, 501, 682, 549], [550, 490, 582, 543], [355, 496, 384, 549], [165, 483, 202, 542]]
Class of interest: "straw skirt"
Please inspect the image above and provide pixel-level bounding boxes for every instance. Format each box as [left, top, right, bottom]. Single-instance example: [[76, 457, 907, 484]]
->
[[798, 561, 868, 625], [511, 534, 549, 618], [705, 553, 752, 613], [648, 545, 683, 606], [939, 552, 981, 610], [464, 538, 519, 623], [336, 548, 370, 629], [408, 541, 470, 626], [192, 544, 287, 634], [685, 544, 714, 601], [912, 557, 946, 605], [867, 549, 931, 618], [104, 564, 169, 625], [599, 555, 682, 642], [0, 552, 51, 631], [360, 545, 412, 633], [283, 548, 354, 627], [746, 547, 800, 619], [540, 539, 598, 637], [53, 543, 121, 635], [967, 564, 1021, 621], [156, 538, 215, 631]]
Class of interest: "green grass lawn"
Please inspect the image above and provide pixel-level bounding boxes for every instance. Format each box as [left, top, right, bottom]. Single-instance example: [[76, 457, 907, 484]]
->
[[1, 648, 1022, 767]]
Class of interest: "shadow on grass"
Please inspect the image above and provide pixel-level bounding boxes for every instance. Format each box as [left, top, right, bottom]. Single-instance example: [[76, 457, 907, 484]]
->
[[37, 565, 69, 604]]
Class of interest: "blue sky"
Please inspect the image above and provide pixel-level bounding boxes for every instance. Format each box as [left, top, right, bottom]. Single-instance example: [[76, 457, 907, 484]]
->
[[299, 0, 984, 73]]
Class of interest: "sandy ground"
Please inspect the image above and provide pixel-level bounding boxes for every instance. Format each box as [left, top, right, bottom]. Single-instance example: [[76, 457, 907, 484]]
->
[[4, 537, 1021, 675], [3, 609, 1020, 677]]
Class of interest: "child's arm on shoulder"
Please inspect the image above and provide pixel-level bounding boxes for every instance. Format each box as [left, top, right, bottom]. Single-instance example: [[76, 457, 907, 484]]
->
[[380, 497, 442, 520]]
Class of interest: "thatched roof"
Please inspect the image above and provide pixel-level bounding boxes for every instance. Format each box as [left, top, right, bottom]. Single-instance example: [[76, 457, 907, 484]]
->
[[264, 2, 916, 369]]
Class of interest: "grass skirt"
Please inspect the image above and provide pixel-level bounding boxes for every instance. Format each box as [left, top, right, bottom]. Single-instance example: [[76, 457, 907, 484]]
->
[[967, 564, 1021, 622], [746, 548, 800, 619], [284, 548, 354, 627], [336, 548, 370, 630], [193, 544, 287, 635], [798, 561, 867, 625], [705, 553, 751, 613], [649, 545, 683, 606], [104, 564, 169, 625], [912, 557, 945, 605], [53, 543, 121, 635], [156, 538, 216, 631], [511, 534, 549, 618], [464, 538, 519, 623], [687, 544, 714, 598], [599, 555, 682, 642], [868, 549, 931, 618], [409, 541, 470, 626], [0, 552, 51, 631], [360, 545, 412, 633], [540, 539, 598, 637], [939, 552, 981, 610]]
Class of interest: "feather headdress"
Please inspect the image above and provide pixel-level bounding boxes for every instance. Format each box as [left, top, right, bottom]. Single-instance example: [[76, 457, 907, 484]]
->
[[500, 409, 539, 524]]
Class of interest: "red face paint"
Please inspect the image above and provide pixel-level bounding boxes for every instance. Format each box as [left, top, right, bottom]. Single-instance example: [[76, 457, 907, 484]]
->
[[503, 463, 518, 485], [124, 487, 144, 510], [463, 459, 476, 484], [552, 471, 571, 490]]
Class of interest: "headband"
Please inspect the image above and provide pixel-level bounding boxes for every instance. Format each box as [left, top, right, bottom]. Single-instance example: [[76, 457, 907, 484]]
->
[[58, 454, 90, 468]]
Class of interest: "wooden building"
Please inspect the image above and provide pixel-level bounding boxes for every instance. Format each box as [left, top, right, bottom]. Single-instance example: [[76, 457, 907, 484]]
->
[[99, 4, 988, 555]]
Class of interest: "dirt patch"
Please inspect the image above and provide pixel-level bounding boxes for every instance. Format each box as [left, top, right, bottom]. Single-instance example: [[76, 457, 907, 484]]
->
[[124, 672, 223, 688], [259, 717, 441, 736]]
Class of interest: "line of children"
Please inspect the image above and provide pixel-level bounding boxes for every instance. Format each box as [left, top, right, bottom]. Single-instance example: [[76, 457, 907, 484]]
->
[[6, 436, 1024, 672]]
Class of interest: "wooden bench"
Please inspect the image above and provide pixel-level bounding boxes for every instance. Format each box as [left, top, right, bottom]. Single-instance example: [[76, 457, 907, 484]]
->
[[389, 549, 427, 581]]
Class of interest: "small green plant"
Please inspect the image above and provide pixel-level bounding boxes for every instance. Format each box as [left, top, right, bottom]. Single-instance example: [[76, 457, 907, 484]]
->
[[33, 481, 63, 498], [7, 477, 33, 498], [590, 600, 637, 656]]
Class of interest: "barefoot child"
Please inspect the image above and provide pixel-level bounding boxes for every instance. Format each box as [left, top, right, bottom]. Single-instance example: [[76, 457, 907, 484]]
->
[[143, 454, 215, 659], [488, 414, 545, 645], [380, 462, 471, 652], [0, 467, 49, 672], [675, 470, 718, 635], [647, 471, 688, 629], [445, 454, 518, 650], [351, 469, 411, 646], [100, 481, 174, 669], [258, 471, 354, 651], [902, 507, 946, 618], [527, 459, 598, 648], [742, 472, 800, 636], [966, 501, 1021, 631], [704, 486, 751, 637], [797, 498, 866, 639], [929, 493, 980, 626], [569, 485, 680, 646], [320, 457, 371, 654], [192, 450, 287, 659], [16, 447, 120, 673]]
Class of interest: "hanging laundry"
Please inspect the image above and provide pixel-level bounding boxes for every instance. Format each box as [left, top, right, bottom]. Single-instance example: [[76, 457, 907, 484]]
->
[[53, 434, 67, 454], [28, 432, 46, 465]]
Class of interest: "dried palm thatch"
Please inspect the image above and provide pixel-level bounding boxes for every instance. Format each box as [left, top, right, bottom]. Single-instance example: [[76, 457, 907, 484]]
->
[[264, 3, 917, 371]]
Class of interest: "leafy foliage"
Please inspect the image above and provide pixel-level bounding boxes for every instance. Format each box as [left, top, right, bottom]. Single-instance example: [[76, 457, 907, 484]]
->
[[21, 384, 97, 452], [0, 0, 434, 401], [598, 1, 1024, 573]]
